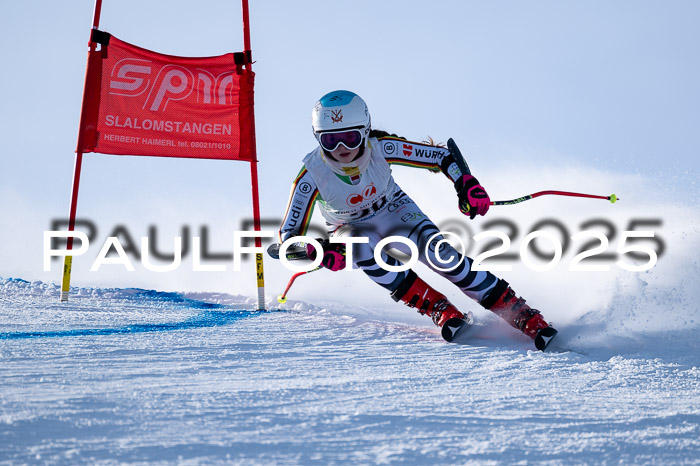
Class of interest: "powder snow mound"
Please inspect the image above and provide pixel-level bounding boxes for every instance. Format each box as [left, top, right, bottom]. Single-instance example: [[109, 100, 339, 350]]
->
[[555, 271, 700, 362], [549, 236, 700, 361]]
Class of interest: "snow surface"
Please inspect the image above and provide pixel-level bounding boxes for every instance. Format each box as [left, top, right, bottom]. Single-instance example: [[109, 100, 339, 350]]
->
[[1, 277, 698, 464]]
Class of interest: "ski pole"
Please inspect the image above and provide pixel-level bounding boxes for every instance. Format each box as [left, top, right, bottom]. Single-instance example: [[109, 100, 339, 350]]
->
[[492, 191, 618, 206], [447, 138, 473, 176], [447, 138, 619, 208], [277, 266, 322, 304]]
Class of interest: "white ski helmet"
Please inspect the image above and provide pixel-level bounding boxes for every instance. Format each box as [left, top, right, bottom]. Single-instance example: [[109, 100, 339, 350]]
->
[[311, 90, 371, 151]]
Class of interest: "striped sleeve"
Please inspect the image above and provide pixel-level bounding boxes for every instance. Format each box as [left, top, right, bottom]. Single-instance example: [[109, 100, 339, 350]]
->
[[278, 166, 320, 243], [377, 136, 463, 183]]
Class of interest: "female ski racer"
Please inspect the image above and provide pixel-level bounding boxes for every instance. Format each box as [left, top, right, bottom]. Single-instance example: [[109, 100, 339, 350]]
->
[[278, 90, 558, 350]]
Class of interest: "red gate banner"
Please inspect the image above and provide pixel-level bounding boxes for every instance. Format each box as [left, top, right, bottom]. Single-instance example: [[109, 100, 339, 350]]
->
[[78, 30, 255, 161]]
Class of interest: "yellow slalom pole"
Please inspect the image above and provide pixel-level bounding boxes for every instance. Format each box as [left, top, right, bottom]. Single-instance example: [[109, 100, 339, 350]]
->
[[61, 151, 85, 302], [60, 256, 73, 302], [255, 252, 266, 310]]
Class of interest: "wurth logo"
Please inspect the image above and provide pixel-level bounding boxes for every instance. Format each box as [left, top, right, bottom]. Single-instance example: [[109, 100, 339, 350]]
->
[[403, 143, 413, 156], [109, 59, 237, 112]]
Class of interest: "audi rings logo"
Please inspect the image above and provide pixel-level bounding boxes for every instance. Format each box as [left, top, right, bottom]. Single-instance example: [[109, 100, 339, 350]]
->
[[346, 184, 377, 207]]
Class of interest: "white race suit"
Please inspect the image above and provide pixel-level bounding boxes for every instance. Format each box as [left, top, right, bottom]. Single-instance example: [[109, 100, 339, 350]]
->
[[278, 136, 500, 304]]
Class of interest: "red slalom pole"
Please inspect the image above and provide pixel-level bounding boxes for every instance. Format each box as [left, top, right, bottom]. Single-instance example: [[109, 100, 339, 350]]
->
[[61, 0, 104, 302], [241, 0, 267, 311], [491, 191, 619, 206]]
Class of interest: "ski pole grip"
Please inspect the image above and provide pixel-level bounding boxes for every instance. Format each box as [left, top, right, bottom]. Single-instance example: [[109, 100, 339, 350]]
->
[[447, 138, 472, 176]]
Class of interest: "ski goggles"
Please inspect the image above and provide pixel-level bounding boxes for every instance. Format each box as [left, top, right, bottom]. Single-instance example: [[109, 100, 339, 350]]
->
[[318, 129, 364, 152]]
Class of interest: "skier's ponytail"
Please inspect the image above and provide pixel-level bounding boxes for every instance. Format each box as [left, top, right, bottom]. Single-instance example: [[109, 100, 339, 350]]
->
[[369, 129, 405, 140], [369, 130, 445, 148]]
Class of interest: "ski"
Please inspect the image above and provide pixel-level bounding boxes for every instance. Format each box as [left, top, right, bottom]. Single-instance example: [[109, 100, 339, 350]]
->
[[534, 327, 558, 351], [442, 311, 558, 351], [441, 311, 474, 342]]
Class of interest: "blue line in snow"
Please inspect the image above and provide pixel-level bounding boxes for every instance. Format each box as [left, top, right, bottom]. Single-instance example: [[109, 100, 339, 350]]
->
[[0, 310, 267, 340]]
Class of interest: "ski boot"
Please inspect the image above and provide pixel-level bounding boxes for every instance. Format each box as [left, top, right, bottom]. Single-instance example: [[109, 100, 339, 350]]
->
[[481, 280, 558, 351], [391, 270, 472, 342]]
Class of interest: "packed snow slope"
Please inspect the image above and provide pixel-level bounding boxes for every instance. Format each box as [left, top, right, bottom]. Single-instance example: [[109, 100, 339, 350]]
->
[[0, 277, 698, 464]]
